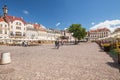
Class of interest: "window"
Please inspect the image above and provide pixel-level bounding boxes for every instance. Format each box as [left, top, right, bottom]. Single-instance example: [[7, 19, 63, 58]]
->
[[15, 32, 22, 36], [11, 26, 13, 29], [23, 33, 25, 36], [10, 32, 14, 36], [0, 30, 2, 34], [0, 24, 2, 27], [5, 25, 7, 28], [5, 30, 7, 34], [16, 26, 21, 30], [16, 22, 18, 25], [16, 22, 22, 26], [19, 23, 21, 26]]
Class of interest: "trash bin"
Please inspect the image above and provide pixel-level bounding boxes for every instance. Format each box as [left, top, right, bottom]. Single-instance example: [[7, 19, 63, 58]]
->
[[0, 52, 11, 65]]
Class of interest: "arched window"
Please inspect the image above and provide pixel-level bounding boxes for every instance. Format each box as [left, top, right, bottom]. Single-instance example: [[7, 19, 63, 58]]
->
[[0, 29, 2, 34], [0, 24, 2, 27], [5, 25, 7, 28], [10, 32, 14, 36], [23, 33, 26, 36]]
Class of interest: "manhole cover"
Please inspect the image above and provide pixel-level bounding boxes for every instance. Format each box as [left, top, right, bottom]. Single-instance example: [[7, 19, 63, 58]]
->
[[0, 68, 15, 74]]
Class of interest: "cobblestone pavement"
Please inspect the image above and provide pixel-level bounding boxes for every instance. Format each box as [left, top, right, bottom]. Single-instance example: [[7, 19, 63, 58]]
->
[[0, 42, 120, 80]]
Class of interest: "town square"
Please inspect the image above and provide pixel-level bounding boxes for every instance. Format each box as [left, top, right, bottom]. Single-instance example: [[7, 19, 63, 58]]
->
[[0, 0, 120, 80], [0, 42, 120, 80]]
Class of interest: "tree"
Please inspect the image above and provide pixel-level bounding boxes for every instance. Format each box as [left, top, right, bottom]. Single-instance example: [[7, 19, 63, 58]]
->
[[68, 24, 87, 44]]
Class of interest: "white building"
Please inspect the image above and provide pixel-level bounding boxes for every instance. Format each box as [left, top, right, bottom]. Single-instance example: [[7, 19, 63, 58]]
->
[[5, 16, 26, 39], [0, 17, 9, 43], [34, 23, 47, 41], [0, 5, 26, 40], [47, 29, 61, 41], [111, 28, 120, 38], [0, 5, 64, 44], [88, 28, 111, 41], [26, 23, 38, 40], [60, 30, 75, 42]]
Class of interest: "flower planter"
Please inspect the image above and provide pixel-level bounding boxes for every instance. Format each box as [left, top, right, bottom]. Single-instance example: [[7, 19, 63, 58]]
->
[[111, 49, 120, 64], [104, 46, 111, 52], [102, 43, 111, 52]]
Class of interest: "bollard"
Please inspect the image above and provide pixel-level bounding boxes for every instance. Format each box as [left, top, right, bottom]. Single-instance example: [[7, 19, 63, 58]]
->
[[0, 52, 11, 65]]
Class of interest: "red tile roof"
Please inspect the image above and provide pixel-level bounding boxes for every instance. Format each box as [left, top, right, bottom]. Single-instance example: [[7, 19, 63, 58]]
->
[[114, 28, 120, 32], [90, 30, 97, 32], [97, 28, 110, 31], [33, 23, 46, 31], [0, 16, 46, 31], [90, 28, 110, 32], [0, 17, 5, 22], [3, 15, 26, 24], [34, 23, 40, 29]]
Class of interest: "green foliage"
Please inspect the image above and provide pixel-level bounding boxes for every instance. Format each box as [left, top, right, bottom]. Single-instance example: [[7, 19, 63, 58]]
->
[[68, 24, 87, 40], [109, 49, 119, 58]]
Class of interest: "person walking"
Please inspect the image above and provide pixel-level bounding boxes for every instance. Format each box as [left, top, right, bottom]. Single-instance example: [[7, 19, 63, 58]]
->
[[55, 40, 57, 48], [56, 40, 59, 49], [55, 40, 60, 49]]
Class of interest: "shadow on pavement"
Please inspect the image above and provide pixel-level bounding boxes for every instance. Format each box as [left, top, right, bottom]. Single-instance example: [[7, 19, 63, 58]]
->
[[96, 43, 120, 72], [106, 51, 120, 72], [106, 62, 120, 72], [98, 46, 120, 72], [99, 49, 104, 52], [51, 48, 59, 49]]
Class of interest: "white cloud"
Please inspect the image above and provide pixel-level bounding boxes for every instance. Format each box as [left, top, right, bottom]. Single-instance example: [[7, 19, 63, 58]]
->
[[64, 28, 67, 30], [56, 22, 61, 27], [90, 20, 120, 32], [91, 22, 95, 25], [41, 24, 46, 29], [23, 10, 29, 15]]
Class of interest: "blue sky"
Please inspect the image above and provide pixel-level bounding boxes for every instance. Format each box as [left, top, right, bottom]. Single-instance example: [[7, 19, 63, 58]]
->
[[0, 0, 120, 31]]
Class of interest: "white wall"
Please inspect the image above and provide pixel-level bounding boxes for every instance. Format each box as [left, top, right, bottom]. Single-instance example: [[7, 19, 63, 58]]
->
[[0, 21, 9, 38], [10, 20, 26, 37]]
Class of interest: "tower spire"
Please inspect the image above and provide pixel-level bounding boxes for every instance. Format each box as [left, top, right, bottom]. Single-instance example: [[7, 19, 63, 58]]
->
[[2, 5, 8, 17]]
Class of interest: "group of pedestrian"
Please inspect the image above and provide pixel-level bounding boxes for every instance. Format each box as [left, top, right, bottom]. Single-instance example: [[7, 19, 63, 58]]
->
[[22, 41, 28, 47], [55, 40, 59, 49]]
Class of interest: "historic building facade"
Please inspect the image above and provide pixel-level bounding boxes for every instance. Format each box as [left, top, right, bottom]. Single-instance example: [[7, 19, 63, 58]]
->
[[0, 5, 26, 39], [0, 17, 9, 40], [0, 5, 63, 44], [88, 28, 111, 41], [7, 16, 26, 39], [110, 28, 120, 38], [26, 23, 38, 40], [0, 5, 76, 45]]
